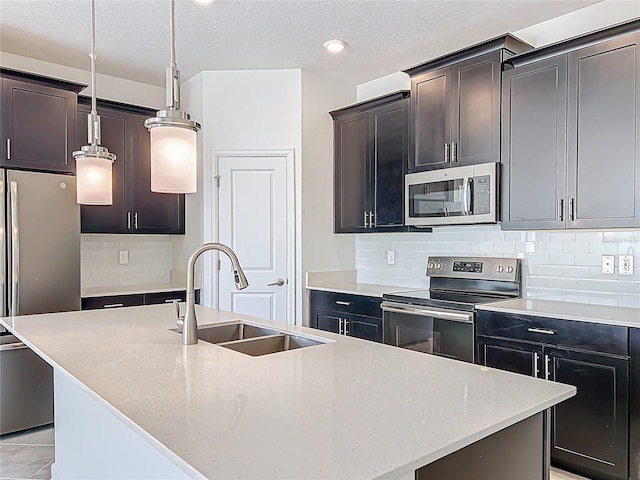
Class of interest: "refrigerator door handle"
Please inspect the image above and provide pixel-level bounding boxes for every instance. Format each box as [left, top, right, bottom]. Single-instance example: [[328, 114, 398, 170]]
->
[[9, 181, 19, 316], [0, 179, 5, 318]]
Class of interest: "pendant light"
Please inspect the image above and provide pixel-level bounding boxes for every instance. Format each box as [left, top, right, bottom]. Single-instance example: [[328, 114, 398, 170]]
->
[[73, 0, 116, 205], [145, 0, 201, 194]]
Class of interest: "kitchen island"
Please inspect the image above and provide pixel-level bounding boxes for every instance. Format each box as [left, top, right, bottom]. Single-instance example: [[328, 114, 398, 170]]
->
[[0, 304, 575, 479]]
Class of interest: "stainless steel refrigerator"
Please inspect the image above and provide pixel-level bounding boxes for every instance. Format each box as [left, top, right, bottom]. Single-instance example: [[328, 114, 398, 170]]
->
[[0, 169, 80, 435]]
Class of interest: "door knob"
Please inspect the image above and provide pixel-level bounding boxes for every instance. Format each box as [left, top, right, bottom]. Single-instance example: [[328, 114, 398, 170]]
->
[[267, 278, 285, 287]]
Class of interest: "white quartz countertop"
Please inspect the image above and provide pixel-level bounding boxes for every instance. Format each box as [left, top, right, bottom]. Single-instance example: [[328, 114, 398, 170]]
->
[[1, 306, 574, 479], [477, 298, 640, 329], [81, 282, 192, 298], [306, 270, 414, 297]]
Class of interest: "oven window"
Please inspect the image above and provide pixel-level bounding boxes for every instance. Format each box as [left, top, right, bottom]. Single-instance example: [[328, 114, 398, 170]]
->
[[408, 179, 466, 218]]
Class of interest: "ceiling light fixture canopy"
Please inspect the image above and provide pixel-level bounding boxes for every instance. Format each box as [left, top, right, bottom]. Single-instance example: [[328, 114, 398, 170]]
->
[[323, 39, 348, 53], [73, 0, 116, 205], [145, 0, 201, 194]]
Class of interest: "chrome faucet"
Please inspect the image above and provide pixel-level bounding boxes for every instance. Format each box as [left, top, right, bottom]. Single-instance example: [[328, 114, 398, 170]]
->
[[178, 243, 249, 345]]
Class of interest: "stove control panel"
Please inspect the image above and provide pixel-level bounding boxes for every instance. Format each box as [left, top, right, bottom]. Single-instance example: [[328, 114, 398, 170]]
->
[[427, 256, 520, 282], [453, 261, 483, 273]]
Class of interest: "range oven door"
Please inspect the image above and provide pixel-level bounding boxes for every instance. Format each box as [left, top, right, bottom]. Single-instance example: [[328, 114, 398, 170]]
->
[[381, 302, 474, 363]]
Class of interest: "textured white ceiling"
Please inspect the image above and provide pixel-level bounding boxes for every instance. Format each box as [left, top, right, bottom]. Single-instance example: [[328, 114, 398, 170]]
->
[[0, 0, 603, 87]]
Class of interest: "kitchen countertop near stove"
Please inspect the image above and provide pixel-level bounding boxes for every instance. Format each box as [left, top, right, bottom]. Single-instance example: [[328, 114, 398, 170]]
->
[[306, 270, 415, 297], [477, 298, 640, 329], [0, 304, 574, 479]]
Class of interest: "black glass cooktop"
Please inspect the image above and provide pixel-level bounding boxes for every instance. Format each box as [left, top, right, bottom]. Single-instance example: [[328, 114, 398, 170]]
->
[[382, 289, 510, 312]]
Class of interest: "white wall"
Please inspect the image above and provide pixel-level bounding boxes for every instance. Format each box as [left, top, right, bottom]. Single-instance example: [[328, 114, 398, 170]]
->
[[301, 70, 358, 325], [179, 70, 304, 318], [0, 52, 164, 108]]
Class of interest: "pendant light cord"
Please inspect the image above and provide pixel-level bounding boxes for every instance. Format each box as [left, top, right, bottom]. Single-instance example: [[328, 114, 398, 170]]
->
[[90, 0, 98, 146], [170, 0, 177, 69]]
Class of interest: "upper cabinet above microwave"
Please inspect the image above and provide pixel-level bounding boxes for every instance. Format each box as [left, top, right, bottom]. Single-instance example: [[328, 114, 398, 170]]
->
[[404, 35, 532, 173], [501, 21, 640, 230]]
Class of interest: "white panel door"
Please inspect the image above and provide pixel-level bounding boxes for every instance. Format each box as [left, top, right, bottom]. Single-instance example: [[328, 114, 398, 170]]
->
[[217, 155, 288, 323]]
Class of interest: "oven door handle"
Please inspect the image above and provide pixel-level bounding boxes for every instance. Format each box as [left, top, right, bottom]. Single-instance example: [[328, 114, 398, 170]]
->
[[381, 302, 473, 323]]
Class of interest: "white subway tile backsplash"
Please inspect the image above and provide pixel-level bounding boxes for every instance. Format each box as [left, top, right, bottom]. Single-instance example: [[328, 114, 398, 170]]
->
[[81, 235, 172, 288], [355, 226, 640, 308]]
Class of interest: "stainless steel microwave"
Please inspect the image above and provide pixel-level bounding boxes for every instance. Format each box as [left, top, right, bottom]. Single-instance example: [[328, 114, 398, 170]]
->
[[405, 163, 498, 227]]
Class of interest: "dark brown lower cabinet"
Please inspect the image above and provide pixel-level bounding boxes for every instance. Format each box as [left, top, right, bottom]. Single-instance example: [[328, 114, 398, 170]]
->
[[82, 290, 198, 310], [631, 328, 640, 480], [477, 312, 630, 480]]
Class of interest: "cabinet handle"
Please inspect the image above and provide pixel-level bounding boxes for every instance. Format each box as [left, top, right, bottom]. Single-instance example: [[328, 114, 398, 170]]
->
[[369, 211, 374, 228], [557, 199, 564, 222], [335, 301, 352, 306], [127, 212, 131, 229], [528, 327, 555, 335], [103, 303, 124, 308], [343, 319, 349, 335], [338, 318, 343, 335], [569, 198, 576, 221], [6, 139, 10, 160], [444, 143, 450, 163], [164, 298, 182, 303], [134, 212, 139, 229], [363, 211, 369, 228], [533, 352, 540, 377], [545, 355, 550, 380], [451, 142, 457, 163]]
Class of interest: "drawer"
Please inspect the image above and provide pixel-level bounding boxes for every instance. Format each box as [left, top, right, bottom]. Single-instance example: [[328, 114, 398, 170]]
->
[[476, 310, 628, 357], [310, 290, 382, 318], [144, 291, 186, 305], [81, 294, 145, 310]]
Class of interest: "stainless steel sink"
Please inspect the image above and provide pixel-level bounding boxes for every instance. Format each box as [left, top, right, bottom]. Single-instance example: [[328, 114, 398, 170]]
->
[[218, 334, 326, 356], [170, 321, 280, 344], [170, 321, 329, 356]]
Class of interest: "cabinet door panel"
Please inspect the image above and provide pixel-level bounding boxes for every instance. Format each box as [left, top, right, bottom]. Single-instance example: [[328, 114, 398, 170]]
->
[[310, 308, 341, 334], [131, 115, 185, 234], [411, 67, 451, 171], [477, 336, 542, 377], [451, 52, 500, 166], [371, 100, 408, 229], [2, 79, 76, 173], [501, 56, 567, 229], [567, 32, 640, 228], [346, 314, 382, 343], [548, 347, 629, 479], [78, 105, 130, 233], [334, 112, 369, 232]]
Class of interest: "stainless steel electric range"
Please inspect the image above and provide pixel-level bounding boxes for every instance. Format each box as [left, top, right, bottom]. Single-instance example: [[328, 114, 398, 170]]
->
[[382, 256, 522, 363]]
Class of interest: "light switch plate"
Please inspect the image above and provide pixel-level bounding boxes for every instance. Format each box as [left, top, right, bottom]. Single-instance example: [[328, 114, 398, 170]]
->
[[118, 250, 129, 265], [601, 255, 615, 274], [619, 255, 633, 276], [387, 250, 395, 265]]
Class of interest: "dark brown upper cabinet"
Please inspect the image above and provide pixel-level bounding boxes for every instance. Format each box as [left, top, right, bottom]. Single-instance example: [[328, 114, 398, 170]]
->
[[404, 35, 532, 173], [1, 69, 85, 174], [78, 99, 185, 235], [330, 92, 409, 233], [502, 21, 640, 230]]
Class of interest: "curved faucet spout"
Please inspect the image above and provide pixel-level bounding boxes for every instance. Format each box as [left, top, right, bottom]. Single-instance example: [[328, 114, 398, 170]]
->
[[182, 243, 249, 345]]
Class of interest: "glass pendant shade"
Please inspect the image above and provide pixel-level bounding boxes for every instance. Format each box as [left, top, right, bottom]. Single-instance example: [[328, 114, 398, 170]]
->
[[76, 154, 113, 205], [149, 125, 197, 193]]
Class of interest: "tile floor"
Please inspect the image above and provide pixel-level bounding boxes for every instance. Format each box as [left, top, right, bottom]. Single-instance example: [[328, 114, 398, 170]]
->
[[0, 424, 591, 480], [0, 425, 54, 480]]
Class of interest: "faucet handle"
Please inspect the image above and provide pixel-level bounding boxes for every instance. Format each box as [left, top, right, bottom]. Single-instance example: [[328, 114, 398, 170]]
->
[[173, 300, 185, 330]]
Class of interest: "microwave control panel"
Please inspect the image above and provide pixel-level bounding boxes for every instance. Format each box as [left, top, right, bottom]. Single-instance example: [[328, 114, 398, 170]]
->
[[473, 175, 491, 215]]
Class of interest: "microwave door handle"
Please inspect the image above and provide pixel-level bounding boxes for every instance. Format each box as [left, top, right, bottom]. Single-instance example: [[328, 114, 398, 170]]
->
[[462, 177, 469, 216], [381, 302, 473, 323]]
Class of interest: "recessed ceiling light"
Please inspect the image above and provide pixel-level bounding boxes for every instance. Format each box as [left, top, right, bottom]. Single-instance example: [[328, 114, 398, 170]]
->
[[323, 39, 348, 53], [195, 0, 214, 4]]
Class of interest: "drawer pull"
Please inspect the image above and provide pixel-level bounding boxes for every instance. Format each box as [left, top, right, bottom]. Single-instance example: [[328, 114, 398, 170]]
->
[[103, 303, 124, 308], [335, 301, 352, 306], [164, 298, 182, 303], [528, 327, 555, 335]]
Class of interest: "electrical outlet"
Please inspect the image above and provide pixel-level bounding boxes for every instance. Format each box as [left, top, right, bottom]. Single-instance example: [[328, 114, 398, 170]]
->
[[601, 255, 615, 274], [619, 255, 633, 276], [118, 250, 129, 265], [387, 250, 395, 265]]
